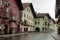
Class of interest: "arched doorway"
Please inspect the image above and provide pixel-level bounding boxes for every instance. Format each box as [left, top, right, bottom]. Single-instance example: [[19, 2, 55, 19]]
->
[[35, 27, 40, 32], [4, 24, 8, 34]]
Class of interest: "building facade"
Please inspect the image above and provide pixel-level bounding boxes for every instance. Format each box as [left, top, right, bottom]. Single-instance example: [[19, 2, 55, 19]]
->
[[20, 3, 36, 32], [0, 0, 23, 34], [55, 0, 60, 34], [35, 13, 51, 32], [35, 17, 44, 32]]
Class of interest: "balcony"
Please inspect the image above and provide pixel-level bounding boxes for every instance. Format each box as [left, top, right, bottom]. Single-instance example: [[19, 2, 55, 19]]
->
[[21, 20, 27, 25], [9, 16, 16, 22], [21, 20, 33, 26], [21, 20, 30, 26]]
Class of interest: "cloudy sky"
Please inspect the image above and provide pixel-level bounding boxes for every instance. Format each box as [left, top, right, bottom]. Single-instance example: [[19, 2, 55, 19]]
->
[[21, 0, 56, 19]]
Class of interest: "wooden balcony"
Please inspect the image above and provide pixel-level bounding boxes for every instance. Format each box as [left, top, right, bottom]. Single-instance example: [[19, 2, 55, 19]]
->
[[21, 20, 28, 26], [21, 20, 34, 26]]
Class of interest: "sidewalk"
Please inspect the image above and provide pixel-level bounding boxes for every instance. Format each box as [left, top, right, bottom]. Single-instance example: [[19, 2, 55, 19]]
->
[[50, 32, 60, 40], [0, 32, 28, 38]]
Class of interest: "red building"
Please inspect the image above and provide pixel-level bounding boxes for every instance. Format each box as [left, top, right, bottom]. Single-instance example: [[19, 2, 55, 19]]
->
[[0, 0, 23, 34]]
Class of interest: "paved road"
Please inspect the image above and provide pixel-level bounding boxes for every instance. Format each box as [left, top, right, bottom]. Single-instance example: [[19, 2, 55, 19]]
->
[[0, 32, 55, 40], [50, 32, 60, 40]]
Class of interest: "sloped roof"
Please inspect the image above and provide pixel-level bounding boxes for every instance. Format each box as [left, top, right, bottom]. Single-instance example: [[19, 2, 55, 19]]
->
[[15, 0, 23, 11], [22, 3, 31, 9], [22, 3, 36, 17]]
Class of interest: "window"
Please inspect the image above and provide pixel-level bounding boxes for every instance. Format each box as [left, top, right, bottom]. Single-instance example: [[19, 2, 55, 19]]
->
[[38, 22, 40, 24], [27, 8, 28, 11], [27, 15, 28, 19], [29, 10, 30, 12], [28, 16, 30, 19], [43, 18, 44, 20], [11, 16, 16, 20], [4, 2, 9, 7], [27, 8, 30, 12], [45, 22, 47, 26], [24, 14, 25, 18], [48, 23, 50, 26], [24, 20, 27, 25], [2, 0, 3, 1], [13, 16, 16, 20], [43, 24, 44, 25], [4, 12, 7, 17], [35, 21, 37, 24]]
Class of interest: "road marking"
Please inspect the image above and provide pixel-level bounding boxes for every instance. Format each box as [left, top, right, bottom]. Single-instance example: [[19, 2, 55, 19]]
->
[[50, 34, 57, 40]]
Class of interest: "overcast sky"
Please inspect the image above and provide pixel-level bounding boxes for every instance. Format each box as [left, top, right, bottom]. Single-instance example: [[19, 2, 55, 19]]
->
[[21, 0, 56, 19]]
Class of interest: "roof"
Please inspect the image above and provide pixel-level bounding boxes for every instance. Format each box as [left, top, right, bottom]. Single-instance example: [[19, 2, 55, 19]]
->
[[22, 3, 31, 9], [22, 3, 36, 17], [51, 19, 55, 24], [36, 13, 51, 19], [15, 0, 23, 11]]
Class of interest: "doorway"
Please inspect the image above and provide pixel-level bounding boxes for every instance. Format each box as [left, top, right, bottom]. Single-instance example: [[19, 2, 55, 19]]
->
[[4, 24, 8, 34], [35, 27, 40, 32], [24, 28, 28, 32]]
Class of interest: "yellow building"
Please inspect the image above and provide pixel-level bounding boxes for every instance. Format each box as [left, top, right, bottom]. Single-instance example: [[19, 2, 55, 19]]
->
[[35, 13, 51, 32]]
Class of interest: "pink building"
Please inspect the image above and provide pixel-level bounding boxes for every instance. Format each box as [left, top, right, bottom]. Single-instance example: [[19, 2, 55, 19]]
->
[[0, 0, 23, 34]]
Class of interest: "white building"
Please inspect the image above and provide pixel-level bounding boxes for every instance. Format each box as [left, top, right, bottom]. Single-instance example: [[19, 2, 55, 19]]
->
[[20, 3, 36, 32]]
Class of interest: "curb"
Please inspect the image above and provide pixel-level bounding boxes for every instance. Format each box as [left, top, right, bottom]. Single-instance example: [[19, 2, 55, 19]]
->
[[0, 33, 28, 38]]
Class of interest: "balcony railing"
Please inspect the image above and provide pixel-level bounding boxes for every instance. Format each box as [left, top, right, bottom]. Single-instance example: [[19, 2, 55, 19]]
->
[[21, 20, 27, 25], [21, 20, 34, 26]]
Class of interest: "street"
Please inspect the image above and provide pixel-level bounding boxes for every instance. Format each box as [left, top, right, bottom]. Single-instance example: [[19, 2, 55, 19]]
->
[[0, 0, 60, 40], [0, 32, 55, 40]]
